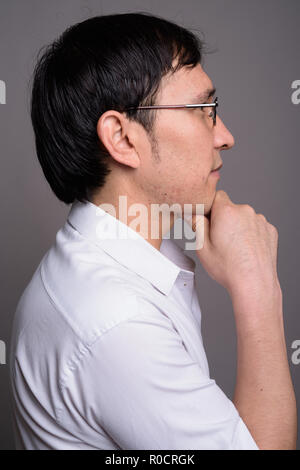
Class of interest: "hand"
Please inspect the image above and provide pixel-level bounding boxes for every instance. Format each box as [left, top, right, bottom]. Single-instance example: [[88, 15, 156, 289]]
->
[[188, 190, 280, 297]]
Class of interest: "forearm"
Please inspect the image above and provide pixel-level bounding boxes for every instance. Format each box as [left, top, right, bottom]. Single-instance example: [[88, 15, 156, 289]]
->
[[231, 283, 297, 450]]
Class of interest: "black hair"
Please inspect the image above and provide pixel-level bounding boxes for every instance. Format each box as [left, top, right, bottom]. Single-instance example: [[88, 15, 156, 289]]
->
[[31, 12, 204, 204]]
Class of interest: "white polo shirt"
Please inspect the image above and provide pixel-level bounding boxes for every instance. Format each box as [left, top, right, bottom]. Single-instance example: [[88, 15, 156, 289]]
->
[[9, 200, 259, 450]]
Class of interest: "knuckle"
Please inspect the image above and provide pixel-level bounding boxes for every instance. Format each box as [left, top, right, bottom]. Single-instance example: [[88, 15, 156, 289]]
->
[[267, 223, 278, 238], [257, 213, 267, 222], [216, 190, 227, 199], [243, 204, 255, 214]]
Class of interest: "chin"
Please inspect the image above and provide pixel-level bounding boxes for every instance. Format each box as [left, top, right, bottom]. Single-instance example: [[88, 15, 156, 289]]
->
[[188, 202, 211, 218]]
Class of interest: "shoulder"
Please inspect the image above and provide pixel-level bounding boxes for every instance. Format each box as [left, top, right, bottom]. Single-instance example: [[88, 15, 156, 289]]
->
[[39, 224, 145, 344]]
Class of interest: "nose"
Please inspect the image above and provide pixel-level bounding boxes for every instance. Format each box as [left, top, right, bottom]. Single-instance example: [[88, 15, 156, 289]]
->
[[214, 116, 235, 150]]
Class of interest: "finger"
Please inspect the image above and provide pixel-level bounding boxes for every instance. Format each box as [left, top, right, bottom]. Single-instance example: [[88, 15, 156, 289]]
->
[[214, 190, 235, 207]]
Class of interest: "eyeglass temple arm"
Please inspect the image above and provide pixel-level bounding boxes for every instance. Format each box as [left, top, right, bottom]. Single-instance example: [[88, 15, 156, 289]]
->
[[126, 102, 218, 110]]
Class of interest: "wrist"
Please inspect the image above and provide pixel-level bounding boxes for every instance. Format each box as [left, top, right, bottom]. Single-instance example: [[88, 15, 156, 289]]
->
[[230, 279, 283, 334], [228, 274, 282, 306]]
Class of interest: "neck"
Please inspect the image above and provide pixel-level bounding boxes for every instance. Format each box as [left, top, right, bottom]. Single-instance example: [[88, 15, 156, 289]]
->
[[91, 184, 175, 251]]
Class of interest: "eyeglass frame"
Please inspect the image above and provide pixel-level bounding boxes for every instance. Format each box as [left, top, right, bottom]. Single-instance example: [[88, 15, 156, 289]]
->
[[123, 96, 219, 126]]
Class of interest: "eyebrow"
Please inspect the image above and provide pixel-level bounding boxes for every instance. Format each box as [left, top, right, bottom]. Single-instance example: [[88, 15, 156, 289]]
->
[[190, 87, 216, 104]]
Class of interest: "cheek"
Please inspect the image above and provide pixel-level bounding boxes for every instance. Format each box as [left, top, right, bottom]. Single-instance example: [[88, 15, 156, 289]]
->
[[157, 116, 213, 164], [160, 131, 213, 181]]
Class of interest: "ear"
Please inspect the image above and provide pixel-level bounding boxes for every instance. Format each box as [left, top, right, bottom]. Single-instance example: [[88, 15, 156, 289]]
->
[[96, 110, 140, 168]]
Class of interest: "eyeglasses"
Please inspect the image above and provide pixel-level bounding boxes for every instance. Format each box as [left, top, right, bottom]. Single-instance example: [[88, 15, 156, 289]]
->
[[124, 97, 219, 126]]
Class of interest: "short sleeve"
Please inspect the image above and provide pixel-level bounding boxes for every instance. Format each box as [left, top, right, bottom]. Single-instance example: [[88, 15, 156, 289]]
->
[[65, 296, 259, 450]]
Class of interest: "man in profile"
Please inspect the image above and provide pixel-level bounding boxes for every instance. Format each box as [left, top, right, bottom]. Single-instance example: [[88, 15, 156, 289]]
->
[[10, 13, 296, 450]]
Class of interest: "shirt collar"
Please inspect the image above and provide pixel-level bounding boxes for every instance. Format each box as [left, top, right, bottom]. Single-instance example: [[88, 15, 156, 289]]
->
[[67, 200, 195, 296]]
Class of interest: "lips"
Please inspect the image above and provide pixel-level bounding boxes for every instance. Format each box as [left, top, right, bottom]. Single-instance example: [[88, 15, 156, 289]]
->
[[212, 163, 223, 172]]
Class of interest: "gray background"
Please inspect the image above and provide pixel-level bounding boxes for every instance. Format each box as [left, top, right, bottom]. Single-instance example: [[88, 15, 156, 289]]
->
[[0, 0, 299, 450]]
